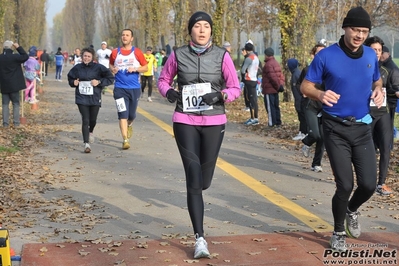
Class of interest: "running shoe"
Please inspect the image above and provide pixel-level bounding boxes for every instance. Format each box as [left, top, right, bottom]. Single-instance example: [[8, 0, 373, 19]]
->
[[302, 145, 310, 158], [147, 97, 152, 102], [375, 184, 393, 196], [122, 139, 130, 150], [251, 118, 259, 125], [127, 124, 133, 139], [84, 143, 91, 153], [292, 132, 306, 141], [194, 235, 210, 259], [244, 118, 255, 125], [330, 231, 347, 252], [311, 166, 323, 172], [345, 210, 361, 238]]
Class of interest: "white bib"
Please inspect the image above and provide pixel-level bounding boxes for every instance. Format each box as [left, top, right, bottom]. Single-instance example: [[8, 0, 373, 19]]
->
[[370, 87, 386, 107], [115, 97, 127, 112], [79, 81, 94, 95], [182, 83, 213, 112]]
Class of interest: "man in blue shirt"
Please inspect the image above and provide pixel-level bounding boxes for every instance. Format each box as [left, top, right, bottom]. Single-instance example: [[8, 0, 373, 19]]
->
[[300, 6, 384, 252]]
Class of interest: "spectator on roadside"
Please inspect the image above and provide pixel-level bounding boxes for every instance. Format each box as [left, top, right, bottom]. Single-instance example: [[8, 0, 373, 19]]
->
[[141, 46, 157, 102], [301, 6, 384, 251], [158, 11, 240, 259], [288, 58, 307, 140], [109, 29, 148, 150], [63, 51, 69, 67], [364, 36, 394, 196], [49, 51, 54, 68], [298, 43, 326, 172], [161, 49, 168, 66], [0, 40, 29, 127], [40, 49, 50, 76], [241, 42, 260, 125], [24, 46, 40, 103], [154, 48, 163, 85], [261, 47, 285, 127], [55, 47, 64, 81], [240, 47, 250, 111], [223, 41, 232, 55], [67, 47, 114, 153]]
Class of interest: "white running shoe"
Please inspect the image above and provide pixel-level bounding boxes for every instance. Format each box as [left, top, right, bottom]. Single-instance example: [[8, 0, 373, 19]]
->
[[302, 145, 310, 157], [292, 132, 306, 140], [147, 97, 152, 102], [84, 143, 91, 153], [311, 165, 323, 172], [194, 236, 210, 259]]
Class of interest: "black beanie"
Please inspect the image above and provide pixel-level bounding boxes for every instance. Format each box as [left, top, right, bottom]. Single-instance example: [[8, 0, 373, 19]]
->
[[244, 43, 254, 52], [342, 6, 371, 30], [188, 11, 213, 35], [264, 47, 274, 56]]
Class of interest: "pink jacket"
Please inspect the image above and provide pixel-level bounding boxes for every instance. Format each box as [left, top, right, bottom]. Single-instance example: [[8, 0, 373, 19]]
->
[[158, 50, 240, 126]]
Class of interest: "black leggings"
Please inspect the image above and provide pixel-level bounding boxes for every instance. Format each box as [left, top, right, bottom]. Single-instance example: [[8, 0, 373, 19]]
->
[[77, 104, 100, 143], [173, 123, 225, 237], [302, 99, 324, 167], [141, 76, 153, 97], [323, 119, 376, 232], [371, 112, 392, 185], [244, 80, 258, 119]]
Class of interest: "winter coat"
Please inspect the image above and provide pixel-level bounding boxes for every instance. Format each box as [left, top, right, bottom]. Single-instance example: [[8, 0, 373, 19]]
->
[[381, 56, 399, 108], [67, 61, 114, 106], [287, 58, 302, 111], [0, 47, 29, 94], [261, 56, 284, 95]]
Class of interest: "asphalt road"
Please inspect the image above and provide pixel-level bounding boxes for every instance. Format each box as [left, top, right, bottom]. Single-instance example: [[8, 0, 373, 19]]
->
[[9, 67, 398, 259]]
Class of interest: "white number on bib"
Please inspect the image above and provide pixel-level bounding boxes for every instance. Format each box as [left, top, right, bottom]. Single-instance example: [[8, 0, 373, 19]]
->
[[79, 81, 94, 95], [115, 97, 127, 112], [182, 83, 213, 112]]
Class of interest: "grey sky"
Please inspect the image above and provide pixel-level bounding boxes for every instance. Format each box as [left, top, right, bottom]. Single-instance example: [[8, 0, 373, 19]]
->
[[46, 0, 66, 27]]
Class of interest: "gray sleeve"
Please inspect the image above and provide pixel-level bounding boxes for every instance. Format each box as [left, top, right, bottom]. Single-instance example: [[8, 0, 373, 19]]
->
[[241, 57, 253, 75]]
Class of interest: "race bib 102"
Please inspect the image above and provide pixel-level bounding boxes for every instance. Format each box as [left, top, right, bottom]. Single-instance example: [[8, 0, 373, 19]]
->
[[182, 83, 213, 112]]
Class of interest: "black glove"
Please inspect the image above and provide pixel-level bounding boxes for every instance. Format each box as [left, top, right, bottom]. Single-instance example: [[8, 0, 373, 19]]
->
[[166, 89, 180, 103], [201, 92, 223, 105], [278, 85, 285, 93]]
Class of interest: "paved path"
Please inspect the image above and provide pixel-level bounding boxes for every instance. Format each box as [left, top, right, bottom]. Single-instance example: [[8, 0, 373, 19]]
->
[[7, 69, 398, 265]]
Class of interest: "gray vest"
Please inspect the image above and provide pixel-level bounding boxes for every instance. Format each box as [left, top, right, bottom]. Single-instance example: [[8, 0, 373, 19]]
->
[[174, 45, 226, 116]]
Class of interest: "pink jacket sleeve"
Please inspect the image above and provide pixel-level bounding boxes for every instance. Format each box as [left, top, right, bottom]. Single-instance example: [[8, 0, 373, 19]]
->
[[221, 53, 241, 102]]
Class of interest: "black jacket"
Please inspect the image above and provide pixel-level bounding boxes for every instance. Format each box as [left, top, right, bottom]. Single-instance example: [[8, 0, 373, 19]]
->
[[0, 47, 29, 94], [67, 61, 114, 106], [40, 52, 50, 63], [381, 56, 399, 107]]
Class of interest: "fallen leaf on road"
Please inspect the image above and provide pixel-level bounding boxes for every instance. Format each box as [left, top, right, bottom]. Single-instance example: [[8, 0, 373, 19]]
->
[[248, 251, 261, 255], [183, 259, 199, 263], [78, 250, 90, 256]]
